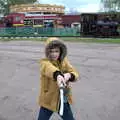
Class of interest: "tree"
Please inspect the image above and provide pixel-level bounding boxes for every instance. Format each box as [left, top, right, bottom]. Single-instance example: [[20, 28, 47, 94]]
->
[[101, 0, 120, 12], [0, 0, 37, 15]]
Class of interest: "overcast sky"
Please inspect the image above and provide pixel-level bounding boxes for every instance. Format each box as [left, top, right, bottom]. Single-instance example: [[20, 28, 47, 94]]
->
[[39, 0, 101, 13]]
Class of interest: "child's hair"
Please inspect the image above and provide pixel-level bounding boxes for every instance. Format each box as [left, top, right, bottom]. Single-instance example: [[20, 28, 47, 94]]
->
[[45, 38, 67, 61]]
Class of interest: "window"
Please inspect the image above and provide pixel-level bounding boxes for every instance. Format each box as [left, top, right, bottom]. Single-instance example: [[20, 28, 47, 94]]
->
[[15, 16, 21, 22]]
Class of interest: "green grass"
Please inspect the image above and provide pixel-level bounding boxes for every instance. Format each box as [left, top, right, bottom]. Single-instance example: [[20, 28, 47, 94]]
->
[[0, 37, 120, 44], [0, 37, 46, 42], [61, 37, 120, 43]]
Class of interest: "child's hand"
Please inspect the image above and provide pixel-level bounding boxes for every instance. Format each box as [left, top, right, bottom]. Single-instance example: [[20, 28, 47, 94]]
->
[[57, 75, 66, 87], [64, 73, 71, 82]]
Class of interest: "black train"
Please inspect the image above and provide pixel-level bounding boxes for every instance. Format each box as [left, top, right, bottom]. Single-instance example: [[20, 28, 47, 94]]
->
[[80, 13, 119, 37], [96, 16, 119, 37]]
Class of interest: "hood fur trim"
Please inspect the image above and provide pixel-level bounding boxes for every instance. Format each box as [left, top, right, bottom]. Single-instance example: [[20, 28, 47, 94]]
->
[[45, 38, 67, 61]]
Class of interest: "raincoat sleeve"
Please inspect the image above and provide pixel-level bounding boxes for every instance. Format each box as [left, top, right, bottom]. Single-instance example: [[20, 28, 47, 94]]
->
[[64, 57, 79, 82], [40, 59, 60, 80]]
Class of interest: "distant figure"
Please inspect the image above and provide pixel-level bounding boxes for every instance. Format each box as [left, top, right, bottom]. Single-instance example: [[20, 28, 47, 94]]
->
[[5, 19, 12, 27]]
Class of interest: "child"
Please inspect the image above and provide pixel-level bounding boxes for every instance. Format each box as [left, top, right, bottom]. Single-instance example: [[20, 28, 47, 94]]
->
[[37, 37, 79, 120]]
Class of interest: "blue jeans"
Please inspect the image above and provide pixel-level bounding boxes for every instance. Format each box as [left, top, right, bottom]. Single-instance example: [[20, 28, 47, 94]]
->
[[38, 103, 75, 120]]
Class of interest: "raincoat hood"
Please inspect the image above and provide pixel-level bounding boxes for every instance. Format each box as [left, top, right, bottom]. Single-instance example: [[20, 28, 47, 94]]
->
[[45, 37, 67, 61]]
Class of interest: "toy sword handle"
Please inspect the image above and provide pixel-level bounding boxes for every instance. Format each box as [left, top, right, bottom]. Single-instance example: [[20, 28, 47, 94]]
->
[[59, 83, 64, 116]]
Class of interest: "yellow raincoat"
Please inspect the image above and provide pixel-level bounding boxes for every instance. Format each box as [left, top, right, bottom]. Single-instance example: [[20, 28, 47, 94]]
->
[[38, 37, 79, 112]]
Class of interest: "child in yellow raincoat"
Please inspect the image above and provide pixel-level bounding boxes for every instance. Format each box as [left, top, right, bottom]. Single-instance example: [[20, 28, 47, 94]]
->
[[38, 37, 79, 120]]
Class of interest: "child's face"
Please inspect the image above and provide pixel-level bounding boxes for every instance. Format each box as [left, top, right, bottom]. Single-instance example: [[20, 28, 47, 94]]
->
[[49, 48, 60, 60]]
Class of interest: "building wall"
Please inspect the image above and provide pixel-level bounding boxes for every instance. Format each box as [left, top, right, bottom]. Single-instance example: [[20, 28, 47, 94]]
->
[[10, 4, 65, 14], [61, 15, 81, 27]]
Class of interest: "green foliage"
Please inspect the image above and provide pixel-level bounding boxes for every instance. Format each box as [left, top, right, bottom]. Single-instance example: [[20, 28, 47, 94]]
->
[[10, 0, 37, 5], [101, 0, 120, 12], [0, 0, 37, 15]]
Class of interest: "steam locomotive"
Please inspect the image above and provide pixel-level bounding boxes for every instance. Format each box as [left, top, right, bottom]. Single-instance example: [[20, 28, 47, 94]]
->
[[80, 13, 120, 37]]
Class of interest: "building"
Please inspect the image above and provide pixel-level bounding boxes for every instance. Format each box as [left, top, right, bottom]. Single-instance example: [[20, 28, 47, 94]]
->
[[10, 4, 65, 15], [9, 3, 65, 28], [61, 15, 81, 28]]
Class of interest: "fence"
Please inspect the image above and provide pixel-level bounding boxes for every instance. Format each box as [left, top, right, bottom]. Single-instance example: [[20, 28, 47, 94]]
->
[[0, 27, 80, 37]]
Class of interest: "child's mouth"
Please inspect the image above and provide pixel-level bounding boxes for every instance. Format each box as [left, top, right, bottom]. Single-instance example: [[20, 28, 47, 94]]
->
[[51, 56, 58, 59]]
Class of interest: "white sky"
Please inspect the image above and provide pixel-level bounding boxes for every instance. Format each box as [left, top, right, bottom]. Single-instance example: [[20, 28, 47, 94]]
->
[[39, 0, 101, 13]]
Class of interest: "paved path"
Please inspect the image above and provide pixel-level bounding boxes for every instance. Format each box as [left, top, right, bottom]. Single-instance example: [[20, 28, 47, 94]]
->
[[0, 41, 120, 120]]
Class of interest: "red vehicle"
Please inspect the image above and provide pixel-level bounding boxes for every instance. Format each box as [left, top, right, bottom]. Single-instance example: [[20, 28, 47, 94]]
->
[[0, 13, 61, 28], [3, 13, 25, 27], [0, 13, 60, 28]]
